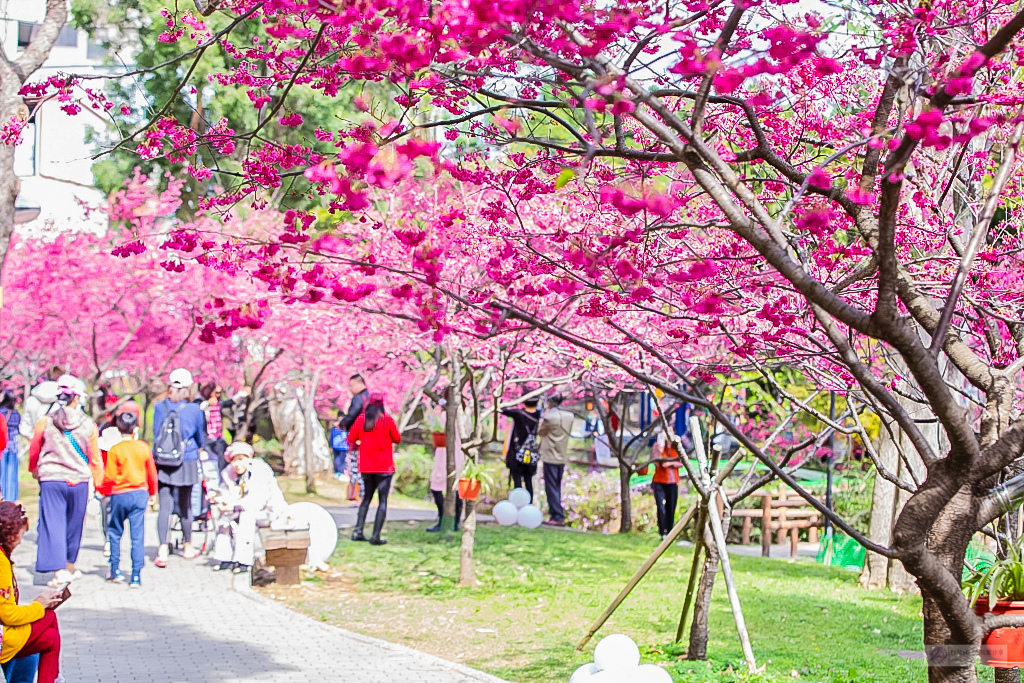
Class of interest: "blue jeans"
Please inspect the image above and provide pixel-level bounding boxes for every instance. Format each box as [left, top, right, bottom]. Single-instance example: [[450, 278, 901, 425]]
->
[[332, 449, 349, 475], [108, 489, 148, 578], [2, 654, 38, 682], [0, 445, 19, 501]]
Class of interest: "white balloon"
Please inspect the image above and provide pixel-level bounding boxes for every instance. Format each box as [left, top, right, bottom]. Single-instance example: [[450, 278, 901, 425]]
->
[[284, 502, 339, 567], [594, 634, 641, 674], [508, 487, 532, 509], [569, 663, 599, 683], [627, 664, 673, 683], [517, 504, 543, 529], [493, 500, 519, 526], [590, 671, 627, 683]]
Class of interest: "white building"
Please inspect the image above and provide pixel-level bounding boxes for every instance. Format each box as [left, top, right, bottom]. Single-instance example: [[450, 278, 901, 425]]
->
[[0, 0, 113, 234]]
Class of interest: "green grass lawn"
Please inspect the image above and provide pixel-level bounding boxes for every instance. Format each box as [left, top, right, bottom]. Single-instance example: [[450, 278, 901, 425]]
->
[[276, 524, 944, 683]]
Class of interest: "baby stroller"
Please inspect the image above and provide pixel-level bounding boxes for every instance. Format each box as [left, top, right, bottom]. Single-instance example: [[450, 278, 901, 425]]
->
[[167, 476, 214, 554]]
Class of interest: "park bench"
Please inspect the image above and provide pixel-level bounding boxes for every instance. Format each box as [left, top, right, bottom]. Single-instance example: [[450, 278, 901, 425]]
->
[[257, 527, 311, 585], [729, 490, 821, 558]]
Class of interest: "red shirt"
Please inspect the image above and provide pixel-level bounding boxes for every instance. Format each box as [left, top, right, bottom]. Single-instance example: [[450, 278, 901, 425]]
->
[[347, 414, 401, 474]]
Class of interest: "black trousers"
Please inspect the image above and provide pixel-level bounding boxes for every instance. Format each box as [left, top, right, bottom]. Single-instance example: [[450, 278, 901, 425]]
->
[[652, 482, 679, 536], [356, 474, 392, 539], [431, 490, 463, 526], [509, 462, 537, 501], [543, 463, 565, 522]]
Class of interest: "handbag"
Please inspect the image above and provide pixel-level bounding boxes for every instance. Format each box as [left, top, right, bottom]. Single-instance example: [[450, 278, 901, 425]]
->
[[330, 428, 348, 451]]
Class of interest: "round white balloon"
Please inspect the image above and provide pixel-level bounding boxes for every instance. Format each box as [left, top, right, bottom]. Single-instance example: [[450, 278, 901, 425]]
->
[[517, 504, 543, 529], [627, 664, 673, 683], [492, 500, 519, 526], [589, 671, 627, 683], [569, 662, 599, 683], [284, 502, 339, 567], [594, 634, 641, 674], [508, 487, 532, 509]]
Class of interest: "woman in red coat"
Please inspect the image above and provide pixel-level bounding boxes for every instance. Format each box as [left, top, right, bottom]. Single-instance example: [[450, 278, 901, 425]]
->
[[346, 393, 400, 545]]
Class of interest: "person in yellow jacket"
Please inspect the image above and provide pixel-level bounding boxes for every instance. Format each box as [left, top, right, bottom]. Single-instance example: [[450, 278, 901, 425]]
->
[[0, 502, 63, 683]]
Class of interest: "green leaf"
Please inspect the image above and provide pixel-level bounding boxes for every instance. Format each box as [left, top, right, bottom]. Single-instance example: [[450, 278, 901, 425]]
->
[[554, 169, 575, 189]]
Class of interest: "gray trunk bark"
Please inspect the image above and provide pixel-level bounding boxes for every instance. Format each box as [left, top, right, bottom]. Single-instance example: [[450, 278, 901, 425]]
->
[[687, 521, 719, 659], [862, 422, 899, 588]]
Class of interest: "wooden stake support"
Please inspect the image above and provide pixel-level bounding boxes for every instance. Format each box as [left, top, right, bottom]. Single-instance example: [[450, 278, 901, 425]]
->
[[577, 503, 698, 650], [691, 416, 757, 673], [676, 506, 706, 642]]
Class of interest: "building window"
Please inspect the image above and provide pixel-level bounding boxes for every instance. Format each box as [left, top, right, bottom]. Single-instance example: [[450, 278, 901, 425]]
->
[[17, 22, 39, 49], [55, 26, 78, 47], [17, 23, 77, 49]]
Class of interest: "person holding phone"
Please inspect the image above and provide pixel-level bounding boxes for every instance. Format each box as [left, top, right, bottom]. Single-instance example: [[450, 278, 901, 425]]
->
[[0, 502, 64, 683]]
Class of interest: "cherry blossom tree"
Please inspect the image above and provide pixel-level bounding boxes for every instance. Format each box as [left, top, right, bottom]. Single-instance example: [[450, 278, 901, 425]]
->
[[29, 0, 1024, 678]]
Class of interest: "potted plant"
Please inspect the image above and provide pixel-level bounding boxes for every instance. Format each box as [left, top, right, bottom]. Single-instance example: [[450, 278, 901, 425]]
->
[[458, 460, 493, 501], [426, 413, 446, 448], [964, 541, 1024, 668]]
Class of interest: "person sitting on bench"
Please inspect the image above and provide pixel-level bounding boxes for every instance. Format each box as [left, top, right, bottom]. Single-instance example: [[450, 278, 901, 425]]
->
[[210, 442, 287, 574]]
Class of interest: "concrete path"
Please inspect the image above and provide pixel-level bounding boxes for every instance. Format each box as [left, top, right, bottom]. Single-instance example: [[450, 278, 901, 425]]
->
[[325, 504, 494, 529], [11, 510, 506, 683]]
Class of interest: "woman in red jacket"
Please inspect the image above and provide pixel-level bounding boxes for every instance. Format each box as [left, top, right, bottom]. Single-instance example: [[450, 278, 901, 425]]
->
[[346, 394, 400, 545]]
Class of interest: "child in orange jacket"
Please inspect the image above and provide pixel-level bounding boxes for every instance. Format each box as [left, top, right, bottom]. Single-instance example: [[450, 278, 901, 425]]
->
[[99, 412, 157, 587]]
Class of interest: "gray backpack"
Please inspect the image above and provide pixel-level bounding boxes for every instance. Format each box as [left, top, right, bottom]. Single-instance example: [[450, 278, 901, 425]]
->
[[154, 402, 185, 467]]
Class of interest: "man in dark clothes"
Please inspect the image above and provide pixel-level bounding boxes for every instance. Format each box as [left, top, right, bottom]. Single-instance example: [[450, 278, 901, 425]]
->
[[339, 374, 369, 501], [501, 398, 541, 501]]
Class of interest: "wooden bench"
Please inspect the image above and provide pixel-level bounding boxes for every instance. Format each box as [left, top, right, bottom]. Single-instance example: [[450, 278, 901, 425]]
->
[[258, 527, 311, 585], [730, 490, 821, 558]]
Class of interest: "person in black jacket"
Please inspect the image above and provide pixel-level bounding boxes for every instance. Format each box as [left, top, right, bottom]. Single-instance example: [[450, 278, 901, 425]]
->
[[339, 375, 369, 501], [502, 399, 541, 501]]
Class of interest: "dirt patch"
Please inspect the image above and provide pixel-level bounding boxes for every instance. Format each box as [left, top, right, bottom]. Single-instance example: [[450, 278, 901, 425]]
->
[[258, 572, 565, 674]]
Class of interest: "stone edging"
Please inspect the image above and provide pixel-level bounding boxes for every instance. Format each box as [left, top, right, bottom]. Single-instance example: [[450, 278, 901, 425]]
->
[[231, 573, 511, 683]]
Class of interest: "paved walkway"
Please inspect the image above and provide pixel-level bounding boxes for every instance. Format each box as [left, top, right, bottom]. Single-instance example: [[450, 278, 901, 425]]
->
[[325, 504, 494, 528], [12, 511, 505, 683]]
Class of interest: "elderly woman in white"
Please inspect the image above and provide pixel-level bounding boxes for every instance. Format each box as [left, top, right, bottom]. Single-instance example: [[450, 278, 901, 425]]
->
[[209, 442, 287, 574]]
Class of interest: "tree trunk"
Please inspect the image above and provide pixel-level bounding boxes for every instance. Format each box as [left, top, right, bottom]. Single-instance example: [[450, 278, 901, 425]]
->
[[688, 521, 719, 659], [0, 76, 26, 280], [0, 0, 68, 278], [862, 421, 899, 588], [303, 371, 321, 495], [443, 385, 459, 529], [618, 459, 633, 533], [458, 499, 477, 586], [899, 483, 981, 683]]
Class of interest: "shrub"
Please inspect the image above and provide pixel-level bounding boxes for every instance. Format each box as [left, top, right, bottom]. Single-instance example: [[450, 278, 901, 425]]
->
[[562, 468, 658, 534], [392, 445, 433, 500]]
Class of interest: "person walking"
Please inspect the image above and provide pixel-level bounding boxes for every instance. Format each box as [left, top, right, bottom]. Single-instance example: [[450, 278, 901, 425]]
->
[[339, 374, 369, 501], [538, 395, 574, 527], [347, 394, 400, 546], [153, 368, 206, 568], [199, 382, 229, 473], [501, 398, 541, 501], [642, 433, 683, 539], [28, 375, 103, 586], [0, 393, 21, 501], [329, 409, 349, 481], [0, 502, 64, 683], [98, 412, 157, 588], [427, 431, 463, 533]]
